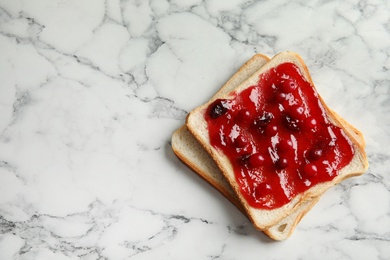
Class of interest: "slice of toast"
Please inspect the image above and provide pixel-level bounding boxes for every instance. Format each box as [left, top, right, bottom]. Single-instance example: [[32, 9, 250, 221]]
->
[[172, 53, 322, 240], [186, 51, 368, 230], [172, 53, 366, 239], [173, 53, 366, 239]]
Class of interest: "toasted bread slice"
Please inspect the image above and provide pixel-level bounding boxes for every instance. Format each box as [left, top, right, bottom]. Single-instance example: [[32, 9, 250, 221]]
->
[[172, 53, 320, 240], [173, 53, 366, 239], [186, 51, 368, 230], [172, 53, 322, 240]]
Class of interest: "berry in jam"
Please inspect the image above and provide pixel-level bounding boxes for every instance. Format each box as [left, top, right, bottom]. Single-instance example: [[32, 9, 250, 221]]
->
[[283, 114, 301, 132], [303, 163, 318, 177], [249, 153, 266, 167], [234, 134, 249, 148], [254, 111, 273, 126], [253, 111, 274, 134], [308, 147, 323, 160], [275, 158, 289, 169], [205, 62, 354, 209], [209, 99, 229, 119]]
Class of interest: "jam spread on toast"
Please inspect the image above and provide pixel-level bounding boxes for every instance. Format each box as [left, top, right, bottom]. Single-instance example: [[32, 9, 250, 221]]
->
[[205, 63, 354, 209]]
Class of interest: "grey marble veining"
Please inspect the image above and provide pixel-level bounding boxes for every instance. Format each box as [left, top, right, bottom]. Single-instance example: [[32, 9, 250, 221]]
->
[[0, 0, 389, 259]]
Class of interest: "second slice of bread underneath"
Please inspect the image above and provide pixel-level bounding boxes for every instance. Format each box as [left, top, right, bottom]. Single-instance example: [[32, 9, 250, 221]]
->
[[186, 52, 368, 231]]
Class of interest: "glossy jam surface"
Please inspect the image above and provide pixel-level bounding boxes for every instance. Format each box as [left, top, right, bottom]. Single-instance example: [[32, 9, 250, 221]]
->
[[205, 63, 354, 209]]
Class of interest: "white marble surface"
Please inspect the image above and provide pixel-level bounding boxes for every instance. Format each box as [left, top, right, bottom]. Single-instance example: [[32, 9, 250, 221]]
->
[[0, 0, 389, 259]]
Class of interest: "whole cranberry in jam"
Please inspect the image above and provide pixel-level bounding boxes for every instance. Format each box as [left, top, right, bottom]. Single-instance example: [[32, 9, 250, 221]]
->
[[266, 124, 278, 136], [234, 134, 249, 148], [209, 99, 229, 119], [303, 163, 318, 177], [275, 92, 287, 103], [276, 158, 288, 169], [277, 138, 294, 152], [308, 147, 323, 160], [249, 153, 265, 167]]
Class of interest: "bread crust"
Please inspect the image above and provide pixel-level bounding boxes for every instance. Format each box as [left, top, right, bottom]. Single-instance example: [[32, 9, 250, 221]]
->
[[186, 51, 368, 230]]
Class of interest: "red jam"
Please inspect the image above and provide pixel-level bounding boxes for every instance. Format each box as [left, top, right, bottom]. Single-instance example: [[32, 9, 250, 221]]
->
[[205, 63, 354, 209]]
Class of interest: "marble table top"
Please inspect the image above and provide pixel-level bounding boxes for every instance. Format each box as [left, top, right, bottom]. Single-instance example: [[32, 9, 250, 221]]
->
[[0, 0, 389, 259]]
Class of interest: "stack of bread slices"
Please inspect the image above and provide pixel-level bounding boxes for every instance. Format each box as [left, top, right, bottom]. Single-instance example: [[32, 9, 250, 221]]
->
[[171, 52, 368, 240]]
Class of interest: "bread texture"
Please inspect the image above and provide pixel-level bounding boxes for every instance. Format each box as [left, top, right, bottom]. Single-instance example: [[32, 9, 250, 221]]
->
[[186, 51, 368, 231]]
